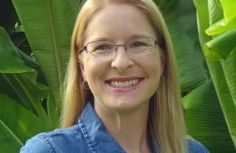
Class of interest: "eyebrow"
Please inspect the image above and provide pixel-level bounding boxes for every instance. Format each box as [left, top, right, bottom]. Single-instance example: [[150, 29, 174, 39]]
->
[[89, 37, 110, 42], [129, 34, 156, 39], [85, 33, 156, 44]]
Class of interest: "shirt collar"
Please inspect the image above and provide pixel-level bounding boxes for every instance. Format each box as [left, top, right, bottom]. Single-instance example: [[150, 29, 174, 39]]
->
[[78, 102, 160, 153], [78, 102, 126, 153]]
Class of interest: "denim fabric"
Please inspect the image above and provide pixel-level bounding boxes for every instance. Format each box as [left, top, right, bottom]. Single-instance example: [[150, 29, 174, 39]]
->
[[20, 103, 209, 153]]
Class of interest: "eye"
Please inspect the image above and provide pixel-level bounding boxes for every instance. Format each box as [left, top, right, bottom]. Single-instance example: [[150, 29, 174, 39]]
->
[[130, 41, 149, 48], [90, 42, 114, 53], [94, 44, 112, 51]]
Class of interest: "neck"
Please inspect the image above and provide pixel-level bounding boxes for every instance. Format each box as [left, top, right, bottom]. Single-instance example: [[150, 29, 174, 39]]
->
[[94, 103, 152, 153]]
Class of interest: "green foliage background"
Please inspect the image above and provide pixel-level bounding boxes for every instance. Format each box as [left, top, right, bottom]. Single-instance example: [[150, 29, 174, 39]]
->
[[0, 0, 235, 152]]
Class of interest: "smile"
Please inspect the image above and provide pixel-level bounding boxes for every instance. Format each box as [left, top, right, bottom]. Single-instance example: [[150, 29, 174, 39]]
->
[[105, 77, 144, 89], [110, 79, 139, 88]]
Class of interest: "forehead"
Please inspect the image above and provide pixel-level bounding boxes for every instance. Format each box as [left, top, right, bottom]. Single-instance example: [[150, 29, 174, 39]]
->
[[84, 3, 156, 43]]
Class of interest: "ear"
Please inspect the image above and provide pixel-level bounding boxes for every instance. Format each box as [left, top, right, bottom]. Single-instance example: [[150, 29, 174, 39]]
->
[[79, 55, 86, 81], [160, 53, 165, 76], [80, 63, 85, 80]]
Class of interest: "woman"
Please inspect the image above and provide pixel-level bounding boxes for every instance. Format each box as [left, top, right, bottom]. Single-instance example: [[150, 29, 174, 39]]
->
[[20, 0, 209, 153]]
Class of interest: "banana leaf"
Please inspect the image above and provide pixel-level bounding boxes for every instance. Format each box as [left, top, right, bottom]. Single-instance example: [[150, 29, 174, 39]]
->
[[157, 0, 208, 93], [0, 94, 54, 153], [0, 27, 51, 121], [194, 0, 236, 149], [0, 27, 33, 73], [206, 0, 236, 35], [0, 120, 22, 153], [183, 81, 235, 153], [11, 0, 81, 108], [159, 0, 236, 151], [0, 27, 56, 152], [0, 1, 18, 34], [205, 29, 236, 59], [219, 0, 236, 23]]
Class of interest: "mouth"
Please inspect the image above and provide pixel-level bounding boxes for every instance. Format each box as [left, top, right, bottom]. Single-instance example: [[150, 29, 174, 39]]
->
[[105, 77, 143, 88]]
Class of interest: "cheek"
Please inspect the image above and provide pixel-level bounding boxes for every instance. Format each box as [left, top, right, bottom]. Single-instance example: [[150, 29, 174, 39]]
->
[[145, 53, 163, 72], [81, 56, 108, 81], [159, 53, 165, 75], [80, 56, 93, 81], [144, 54, 163, 86]]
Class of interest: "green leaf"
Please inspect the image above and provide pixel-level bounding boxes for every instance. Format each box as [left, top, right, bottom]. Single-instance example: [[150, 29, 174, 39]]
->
[[0, 1, 18, 34], [0, 94, 53, 149], [184, 81, 235, 153], [208, 0, 223, 25], [193, 0, 212, 43], [12, 73, 50, 121], [219, 0, 236, 23], [12, 0, 81, 106], [0, 27, 33, 73], [206, 0, 236, 35], [205, 29, 236, 59], [222, 57, 236, 108], [0, 74, 36, 112], [207, 60, 236, 147], [47, 92, 59, 126], [206, 18, 236, 35], [194, 0, 236, 150], [163, 0, 208, 92], [154, 0, 178, 14], [0, 120, 22, 153], [1, 70, 51, 122]]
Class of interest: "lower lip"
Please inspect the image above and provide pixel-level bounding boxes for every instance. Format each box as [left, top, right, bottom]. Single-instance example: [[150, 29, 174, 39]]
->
[[106, 79, 143, 93]]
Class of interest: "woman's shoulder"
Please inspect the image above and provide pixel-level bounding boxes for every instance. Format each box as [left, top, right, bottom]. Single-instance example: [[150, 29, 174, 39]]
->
[[186, 137, 209, 153], [20, 124, 86, 153], [20, 132, 53, 153]]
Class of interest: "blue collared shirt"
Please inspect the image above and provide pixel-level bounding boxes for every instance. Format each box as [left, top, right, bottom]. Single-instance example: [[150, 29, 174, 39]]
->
[[20, 103, 209, 153]]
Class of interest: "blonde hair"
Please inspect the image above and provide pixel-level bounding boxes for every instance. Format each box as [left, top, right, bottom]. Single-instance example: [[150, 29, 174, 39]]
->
[[61, 0, 186, 152]]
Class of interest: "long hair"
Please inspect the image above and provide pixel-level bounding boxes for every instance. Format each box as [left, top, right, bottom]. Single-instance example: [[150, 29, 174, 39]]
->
[[61, 0, 186, 152]]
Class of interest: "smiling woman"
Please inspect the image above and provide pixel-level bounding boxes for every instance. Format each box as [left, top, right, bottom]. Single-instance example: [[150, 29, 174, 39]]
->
[[20, 0, 209, 153], [79, 3, 163, 116]]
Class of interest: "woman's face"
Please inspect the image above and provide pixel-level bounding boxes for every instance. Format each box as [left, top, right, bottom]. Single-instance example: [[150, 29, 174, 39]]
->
[[80, 4, 164, 113]]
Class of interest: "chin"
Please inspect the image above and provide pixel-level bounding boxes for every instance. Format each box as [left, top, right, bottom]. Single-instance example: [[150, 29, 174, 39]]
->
[[104, 97, 149, 113]]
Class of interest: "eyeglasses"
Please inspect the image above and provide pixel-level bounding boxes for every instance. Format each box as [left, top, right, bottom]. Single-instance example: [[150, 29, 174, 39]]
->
[[79, 37, 158, 57]]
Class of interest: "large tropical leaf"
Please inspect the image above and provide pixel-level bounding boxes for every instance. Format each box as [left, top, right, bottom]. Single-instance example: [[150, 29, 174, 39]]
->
[[158, 0, 236, 151], [0, 26, 56, 152], [0, 1, 82, 152], [194, 0, 236, 149], [11, 0, 81, 109], [205, 30, 236, 59], [0, 94, 53, 153], [0, 1, 18, 34], [0, 120, 22, 153], [156, 0, 208, 93], [0, 27, 33, 73], [0, 94, 49, 142], [183, 81, 235, 153], [0, 27, 50, 120]]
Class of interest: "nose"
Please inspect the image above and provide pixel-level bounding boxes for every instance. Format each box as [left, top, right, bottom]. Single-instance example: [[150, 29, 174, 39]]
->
[[111, 45, 134, 72]]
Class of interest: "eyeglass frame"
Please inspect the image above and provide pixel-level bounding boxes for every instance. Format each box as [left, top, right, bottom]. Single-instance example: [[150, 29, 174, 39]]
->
[[78, 36, 159, 56]]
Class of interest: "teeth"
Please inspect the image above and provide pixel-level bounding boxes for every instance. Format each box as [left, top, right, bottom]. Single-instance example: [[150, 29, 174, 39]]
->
[[110, 79, 139, 88]]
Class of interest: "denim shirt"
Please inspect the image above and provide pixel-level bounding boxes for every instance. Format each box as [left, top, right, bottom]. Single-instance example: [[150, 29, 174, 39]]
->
[[20, 103, 209, 153]]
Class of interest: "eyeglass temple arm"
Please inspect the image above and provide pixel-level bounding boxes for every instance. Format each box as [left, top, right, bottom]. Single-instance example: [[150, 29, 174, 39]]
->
[[78, 46, 87, 54]]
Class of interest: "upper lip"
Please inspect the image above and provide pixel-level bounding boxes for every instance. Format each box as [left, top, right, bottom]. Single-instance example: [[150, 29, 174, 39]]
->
[[105, 76, 144, 82]]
